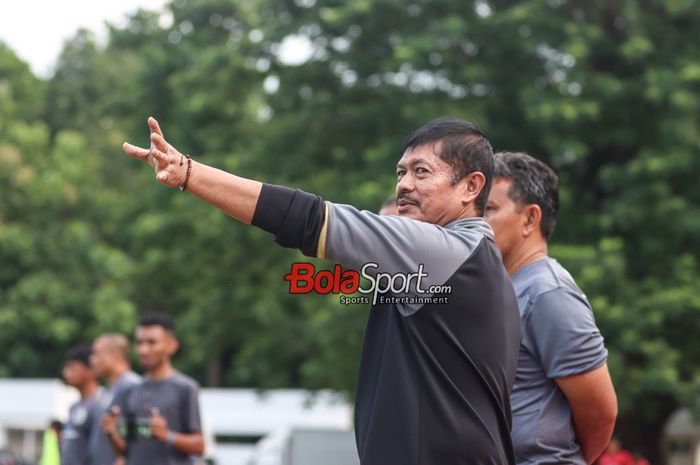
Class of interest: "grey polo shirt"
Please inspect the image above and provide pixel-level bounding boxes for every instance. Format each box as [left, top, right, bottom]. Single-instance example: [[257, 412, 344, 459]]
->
[[118, 372, 201, 465], [62, 390, 102, 465], [89, 371, 142, 465], [510, 258, 608, 465]]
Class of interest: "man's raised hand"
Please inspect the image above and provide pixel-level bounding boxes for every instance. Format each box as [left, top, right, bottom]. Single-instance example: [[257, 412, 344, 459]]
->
[[122, 117, 188, 188]]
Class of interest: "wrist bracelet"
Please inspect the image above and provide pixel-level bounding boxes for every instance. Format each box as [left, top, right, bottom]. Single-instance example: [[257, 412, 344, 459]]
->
[[180, 155, 192, 192], [166, 431, 176, 446]]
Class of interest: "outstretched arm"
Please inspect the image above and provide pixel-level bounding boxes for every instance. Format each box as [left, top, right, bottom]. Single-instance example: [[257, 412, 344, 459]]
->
[[123, 117, 486, 287], [122, 117, 262, 224]]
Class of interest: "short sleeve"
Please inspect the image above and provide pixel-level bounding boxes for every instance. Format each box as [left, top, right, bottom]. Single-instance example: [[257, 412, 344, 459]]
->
[[110, 388, 125, 410], [88, 397, 102, 433], [80, 400, 97, 445], [525, 288, 607, 378], [181, 382, 202, 433], [114, 384, 132, 414]]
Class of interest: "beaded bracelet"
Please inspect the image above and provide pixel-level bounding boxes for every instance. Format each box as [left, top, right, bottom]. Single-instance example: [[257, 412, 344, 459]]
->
[[180, 155, 192, 191]]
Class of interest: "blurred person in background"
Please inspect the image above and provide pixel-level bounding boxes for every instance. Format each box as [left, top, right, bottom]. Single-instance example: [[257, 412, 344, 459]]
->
[[50, 420, 64, 445], [62, 345, 102, 465], [378, 195, 398, 216], [39, 420, 62, 465], [90, 333, 142, 465], [484, 151, 617, 465], [103, 314, 203, 465]]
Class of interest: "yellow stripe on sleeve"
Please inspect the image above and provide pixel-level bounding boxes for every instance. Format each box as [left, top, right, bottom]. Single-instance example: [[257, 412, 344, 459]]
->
[[316, 202, 329, 259]]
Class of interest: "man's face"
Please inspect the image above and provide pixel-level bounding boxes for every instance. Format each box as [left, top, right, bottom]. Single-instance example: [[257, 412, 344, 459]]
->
[[135, 325, 175, 371], [62, 361, 93, 388], [395, 144, 466, 225], [484, 178, 525, 261], [90, 338, 113, 379]]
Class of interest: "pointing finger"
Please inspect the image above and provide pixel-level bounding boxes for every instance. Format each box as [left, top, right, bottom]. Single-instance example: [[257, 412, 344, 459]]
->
[[123, 142, 150, 160], [151, 407, 160, 417]]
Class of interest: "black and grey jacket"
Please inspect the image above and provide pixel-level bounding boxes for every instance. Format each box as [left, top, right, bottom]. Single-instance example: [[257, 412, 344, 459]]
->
[[253, 184, 522, 465]]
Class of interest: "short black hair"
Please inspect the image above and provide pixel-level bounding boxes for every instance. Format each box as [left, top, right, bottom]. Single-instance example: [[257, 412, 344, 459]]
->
[[401, 117, 494, 216], [139, 313, 176, 333], [50, 420, 64, 432], [65, 345, 92, 366], [493, 151, 559, 239]]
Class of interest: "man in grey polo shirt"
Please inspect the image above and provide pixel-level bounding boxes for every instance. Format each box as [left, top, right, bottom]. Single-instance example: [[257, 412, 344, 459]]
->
[[485, 151, 618, 465], [90, 333, 141, 465], [104, 314, 203, 465]]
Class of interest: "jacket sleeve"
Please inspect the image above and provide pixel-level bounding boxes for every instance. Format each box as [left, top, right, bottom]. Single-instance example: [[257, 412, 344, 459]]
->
[[251, 184, 327, 257], [251, 184, 490, 286]]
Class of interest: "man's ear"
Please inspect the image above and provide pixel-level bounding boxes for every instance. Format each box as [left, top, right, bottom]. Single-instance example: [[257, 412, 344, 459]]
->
[[461, 172, 487, 205], [167, 335, 180, 356], [522, 204, 542, 237]]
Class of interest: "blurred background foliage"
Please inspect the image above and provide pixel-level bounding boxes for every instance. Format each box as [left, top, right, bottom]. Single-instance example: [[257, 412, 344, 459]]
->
[[1, 0, 699, 461]]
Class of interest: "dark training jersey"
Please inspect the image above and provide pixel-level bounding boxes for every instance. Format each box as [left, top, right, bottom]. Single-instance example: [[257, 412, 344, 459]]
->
[[253, 185, 522, 465], [89, 371, 142, 465], [117, 372, 201, 465], [61, 390, 102, 465]]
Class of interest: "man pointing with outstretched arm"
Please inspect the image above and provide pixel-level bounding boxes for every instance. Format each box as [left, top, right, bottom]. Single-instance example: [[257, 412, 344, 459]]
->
[[124, 116, 522, 465]]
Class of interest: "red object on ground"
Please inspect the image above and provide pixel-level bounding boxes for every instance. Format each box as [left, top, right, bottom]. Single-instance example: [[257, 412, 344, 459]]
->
[[598, 450, 634, 465]]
